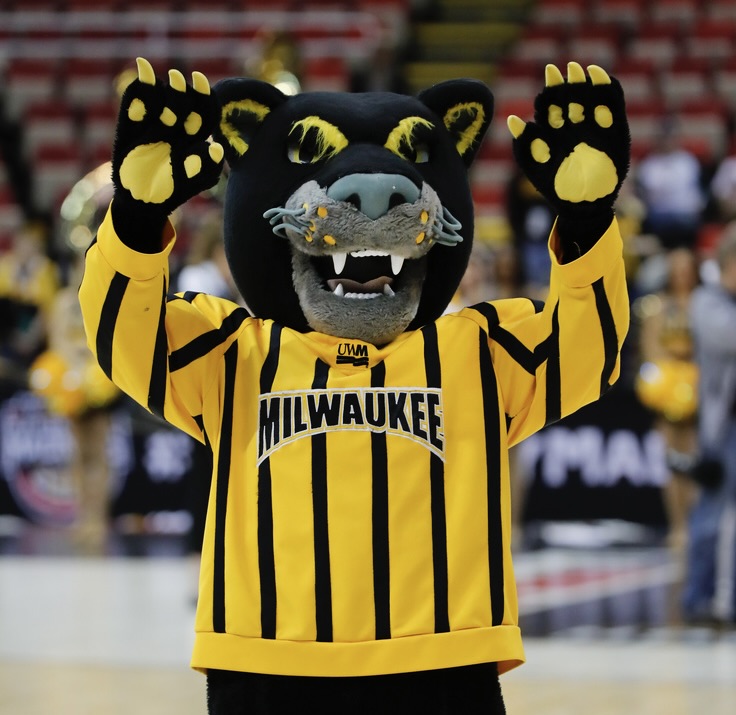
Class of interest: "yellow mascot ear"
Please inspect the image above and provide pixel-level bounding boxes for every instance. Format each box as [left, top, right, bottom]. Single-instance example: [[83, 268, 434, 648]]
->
[[417, 79, 494, 166], [212, 79, 288, 164]]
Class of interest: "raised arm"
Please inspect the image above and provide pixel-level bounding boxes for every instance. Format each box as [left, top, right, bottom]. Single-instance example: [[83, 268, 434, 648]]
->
[[473, 62, 631, 444], [79, 59, 231, 439]]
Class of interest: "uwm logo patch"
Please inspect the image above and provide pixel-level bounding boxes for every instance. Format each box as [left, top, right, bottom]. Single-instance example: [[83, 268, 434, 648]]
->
[[336, 342, 369, 367], [257, 388, 445, 464]]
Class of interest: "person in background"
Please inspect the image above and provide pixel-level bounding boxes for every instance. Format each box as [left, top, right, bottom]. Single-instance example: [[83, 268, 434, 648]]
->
[[176, 209, 236, 301], [635, 118, 704, 251], [29, 251, 119, 553], [506, 166, 554, 298], [635, 248, 700, 553], [683, 226, 736, 626], [0, 219, 59, 375], [709, 140, 736, 223]]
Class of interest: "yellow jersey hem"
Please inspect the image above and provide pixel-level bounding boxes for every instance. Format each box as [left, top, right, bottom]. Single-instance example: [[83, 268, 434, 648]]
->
[[190, 625, 525, 677]]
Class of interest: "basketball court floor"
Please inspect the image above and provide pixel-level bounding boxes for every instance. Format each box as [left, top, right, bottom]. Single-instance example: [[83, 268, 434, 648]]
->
[[1, 520, 734, 715]]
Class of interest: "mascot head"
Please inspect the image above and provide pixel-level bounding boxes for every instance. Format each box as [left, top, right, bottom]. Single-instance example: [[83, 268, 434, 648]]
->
[[212, 79, 493, 345]]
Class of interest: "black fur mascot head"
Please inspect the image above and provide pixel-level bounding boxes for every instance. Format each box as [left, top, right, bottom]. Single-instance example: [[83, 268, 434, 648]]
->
[[211, 79, 493, 345]]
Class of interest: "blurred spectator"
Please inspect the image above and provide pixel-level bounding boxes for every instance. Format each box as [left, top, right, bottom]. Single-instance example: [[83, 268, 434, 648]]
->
[[0, 219, 59, 378], [176, 209, 236, 301], [506, 167, 554, 297], [245, 30, 302, 96], [635, 119, 705, 250], [709, 142, 736, 223], [447, 239, 523, 312], [634, 248, 699, 552], [29, 252, 119, 553], [488, 242, 524, 301], [682, 226, 736, 626]]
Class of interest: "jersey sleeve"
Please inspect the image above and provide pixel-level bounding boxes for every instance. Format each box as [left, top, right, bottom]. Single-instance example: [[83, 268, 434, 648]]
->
[[78, 204, 247, 441], [461, 217, 629, 447]]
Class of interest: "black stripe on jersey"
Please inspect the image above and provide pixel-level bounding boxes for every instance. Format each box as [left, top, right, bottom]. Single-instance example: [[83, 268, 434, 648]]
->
[[84, 236, 98, 255], [478, 327, 505, 626], [169, 307, 249, 372], [370, 360, 391, 640], [528, 298, 544, 314], [470, 302, 542, 375], [311, 359, 333, 642], [213, 340, 238, 633], [96, 272, 129, 380], [592, 278, 618, 396], [193, 413, 210, 446], [545, 303, 562, 426], [470, 301, 501, 329], [258, 324, 282, 639], [148, 277, 169, 419], [422, 324, 450, 633]]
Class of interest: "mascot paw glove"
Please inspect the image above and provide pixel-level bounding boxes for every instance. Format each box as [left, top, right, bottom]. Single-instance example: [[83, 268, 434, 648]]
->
[[508, 62, 630, 258], [110, 57, 225, 253]]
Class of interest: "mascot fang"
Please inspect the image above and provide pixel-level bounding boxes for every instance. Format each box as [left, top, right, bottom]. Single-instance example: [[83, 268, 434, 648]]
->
[[80, 57, 630, 713]]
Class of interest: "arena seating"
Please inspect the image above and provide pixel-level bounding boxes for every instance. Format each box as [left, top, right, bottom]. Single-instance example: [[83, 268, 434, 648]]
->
[[470, 0, 736, 218], [4, 0, 736, 225], [0, 1, 410, 220]]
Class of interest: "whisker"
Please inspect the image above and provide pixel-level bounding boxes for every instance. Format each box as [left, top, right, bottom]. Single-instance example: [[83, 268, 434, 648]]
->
[[263, 206, 308, 237]]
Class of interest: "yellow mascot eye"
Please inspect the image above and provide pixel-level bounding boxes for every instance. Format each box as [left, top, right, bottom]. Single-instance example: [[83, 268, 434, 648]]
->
[[288, 117, 349, 164], [385, 117, 434, 163]]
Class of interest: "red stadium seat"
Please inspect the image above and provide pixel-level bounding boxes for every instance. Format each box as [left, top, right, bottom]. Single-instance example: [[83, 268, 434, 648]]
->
[[660, 59, 713, 108], [650, 0, 699, 28], [530, 0, 589, 29], [63, 59, 118, 109], [612, 58, 658, 102], [685, 19, 736, 63], [80, 101, 118, 159], [508, 26, 564, 64], [23, 101, 77, 156], [4, 59, 59, 120], [594, 0, 646, 28], [705, 0, 736, 23], [566, 26, 622, 68], [627, 23, 681, 69], [302, 57, 350, 92], [32, 143, 84, 210]]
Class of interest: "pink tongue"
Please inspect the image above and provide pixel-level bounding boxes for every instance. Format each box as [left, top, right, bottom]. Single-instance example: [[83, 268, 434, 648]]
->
[[327, 276, 393, 292]]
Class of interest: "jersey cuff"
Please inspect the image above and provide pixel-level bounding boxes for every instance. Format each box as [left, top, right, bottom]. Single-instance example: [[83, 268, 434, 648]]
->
[[550, 216, 623, 289], [96, 203, 176, 281]]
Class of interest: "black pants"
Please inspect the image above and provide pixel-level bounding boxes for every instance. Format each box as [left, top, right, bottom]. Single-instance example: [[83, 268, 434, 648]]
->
[[207, 663, 506, 714]]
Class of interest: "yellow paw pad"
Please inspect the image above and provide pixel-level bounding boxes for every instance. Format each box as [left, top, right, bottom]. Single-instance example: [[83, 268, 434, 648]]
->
[[184, 112, 203, 136], [595, 105, 613, 128], [120, 143, 174, 204], [554, 143, 618, 203], [531, 138, 551, 164], [128, 98, 146, 122], [160, 107, 177, 127], [548, 105, 564, 129], [569, 103, 585, 124]]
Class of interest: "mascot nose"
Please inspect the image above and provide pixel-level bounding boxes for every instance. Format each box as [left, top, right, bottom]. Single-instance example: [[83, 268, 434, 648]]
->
[[326, 173, 420, 220]]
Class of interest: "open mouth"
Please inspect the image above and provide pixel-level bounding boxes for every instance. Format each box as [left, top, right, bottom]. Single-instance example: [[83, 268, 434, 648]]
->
[[311, 250, 407, 299]]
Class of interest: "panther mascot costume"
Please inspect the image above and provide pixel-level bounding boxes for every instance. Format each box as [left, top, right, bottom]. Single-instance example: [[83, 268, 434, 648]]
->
[[80, 57, 630, 713]]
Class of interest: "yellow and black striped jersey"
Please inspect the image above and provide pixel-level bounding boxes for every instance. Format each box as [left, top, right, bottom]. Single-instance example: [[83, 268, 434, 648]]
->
[[79, 207, 629, 677]]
